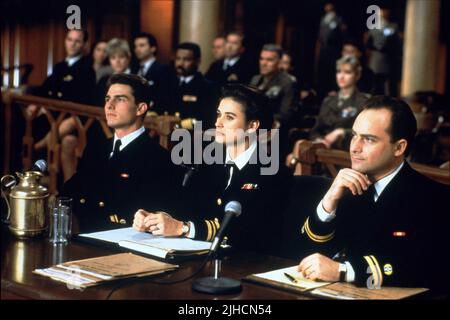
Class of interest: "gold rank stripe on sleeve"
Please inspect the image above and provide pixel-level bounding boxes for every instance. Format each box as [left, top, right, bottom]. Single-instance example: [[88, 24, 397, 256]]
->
[[302, 217, 335, 243], [205, 220, 213, 241], [364, 255, 383, 288], [213, 218, 220, 232]]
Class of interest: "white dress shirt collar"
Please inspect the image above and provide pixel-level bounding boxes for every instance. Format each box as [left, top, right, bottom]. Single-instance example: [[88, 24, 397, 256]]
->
[[373, 161, 405, 201], [65, 55, 82, 67], [140, 57, 156, 75], [225, 140, 257, 170], [111, 126, 145, 156], [179, 74, 195, 84], [224, 56, 240, 68]]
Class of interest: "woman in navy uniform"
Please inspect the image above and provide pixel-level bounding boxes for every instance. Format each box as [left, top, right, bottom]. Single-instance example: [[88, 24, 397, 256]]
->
[[133, 84, 292, 256], [310, 56, 370, 150]]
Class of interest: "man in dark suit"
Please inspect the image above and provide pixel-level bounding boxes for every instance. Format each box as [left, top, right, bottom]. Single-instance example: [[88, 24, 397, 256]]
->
[[170, 42, 219, 130], [296, 96, 450, 292], [133, 84, 292, 255], [132, 32, 176, 114], [63, 74, 183, 233], [205, 31, 255, 86]]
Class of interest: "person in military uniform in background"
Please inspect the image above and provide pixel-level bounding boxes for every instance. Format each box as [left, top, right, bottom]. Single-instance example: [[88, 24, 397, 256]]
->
[[315, 2, 346, 97], [63, 74, 183, 233], [205, 31, 256, 86], [366, 7, 402, 96], [340, 39, 375, 95], [32, 29, 96, 104], [250, 44, 298, 127], [310, 56, 370, 150], [26, 29, 96, 180], [296, 96, 450, 293], [132, 32, 177, 114], [133, 84, 292, 256], [169, 42, 219, 130]]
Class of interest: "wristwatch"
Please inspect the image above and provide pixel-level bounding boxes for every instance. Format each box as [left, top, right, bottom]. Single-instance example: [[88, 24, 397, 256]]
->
[[181, 221, 191, 237], [339, 263, 347, 282]]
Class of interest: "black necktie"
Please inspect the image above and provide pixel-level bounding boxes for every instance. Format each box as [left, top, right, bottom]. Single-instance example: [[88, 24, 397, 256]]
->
[[224, 162, 238, 189], [112, 139, 122, 158], [365, 184, 377, 203]]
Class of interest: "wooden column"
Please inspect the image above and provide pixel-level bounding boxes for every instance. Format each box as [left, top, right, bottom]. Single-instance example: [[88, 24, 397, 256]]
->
[[401, 0, 441, 96]]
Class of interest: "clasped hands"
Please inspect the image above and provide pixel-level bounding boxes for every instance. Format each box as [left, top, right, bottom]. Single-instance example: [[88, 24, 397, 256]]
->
[[133, 209, 184, 236]]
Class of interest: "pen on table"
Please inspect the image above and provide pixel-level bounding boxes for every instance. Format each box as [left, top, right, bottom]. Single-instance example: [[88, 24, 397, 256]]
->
[[284, 272, 300, 283]]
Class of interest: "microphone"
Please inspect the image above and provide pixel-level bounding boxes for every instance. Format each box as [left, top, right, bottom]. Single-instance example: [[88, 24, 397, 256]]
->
[[210, 201, 242, 253], [2, 160, 48, 189], [192, 200, 243, 294], [30, 159, 48, 173]]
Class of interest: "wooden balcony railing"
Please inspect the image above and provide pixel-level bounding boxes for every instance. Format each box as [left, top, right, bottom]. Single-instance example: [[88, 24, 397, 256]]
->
[[287, 139, 450, 185], [2, 91, 180, 193]]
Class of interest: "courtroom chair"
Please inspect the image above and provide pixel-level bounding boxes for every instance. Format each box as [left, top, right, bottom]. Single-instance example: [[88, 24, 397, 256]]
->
[[280, 175, 332, 260]]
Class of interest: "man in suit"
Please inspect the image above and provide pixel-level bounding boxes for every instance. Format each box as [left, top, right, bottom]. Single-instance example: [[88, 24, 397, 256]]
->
[[170, 42, 219, 130], [211, 36, 226, 61], [132, 32, 176, 114], [205, 31, 255, 86], [297, 96, 449, 292], [133, 84, 292, 255], [63, 74, 183, 233]]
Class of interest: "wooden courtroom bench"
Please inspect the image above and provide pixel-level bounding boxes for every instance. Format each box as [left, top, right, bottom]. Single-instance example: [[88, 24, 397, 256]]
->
[[2, 90, 180, 193], [286, 139, 450, 185]]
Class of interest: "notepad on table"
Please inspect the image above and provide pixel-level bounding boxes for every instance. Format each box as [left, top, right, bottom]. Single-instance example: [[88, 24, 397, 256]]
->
[[78, 227, 211, 259]]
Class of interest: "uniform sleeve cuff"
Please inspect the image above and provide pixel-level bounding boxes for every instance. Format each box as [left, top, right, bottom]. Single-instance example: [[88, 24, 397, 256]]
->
[[187, 221, 196, 238], [317, 199, 336, 222]]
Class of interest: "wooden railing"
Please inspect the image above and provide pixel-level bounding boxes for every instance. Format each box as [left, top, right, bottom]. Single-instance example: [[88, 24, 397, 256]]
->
[[287, 139, 450, 185], [2, 91, 180, 193]]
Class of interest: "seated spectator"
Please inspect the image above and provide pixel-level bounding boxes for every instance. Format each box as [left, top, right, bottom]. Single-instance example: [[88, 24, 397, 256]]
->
[[310, 56, 370, 149]]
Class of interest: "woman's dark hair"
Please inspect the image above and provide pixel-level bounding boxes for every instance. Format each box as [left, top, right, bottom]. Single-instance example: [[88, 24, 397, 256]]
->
[[220, 84, 273, 130], [90, 40, 109, 66]]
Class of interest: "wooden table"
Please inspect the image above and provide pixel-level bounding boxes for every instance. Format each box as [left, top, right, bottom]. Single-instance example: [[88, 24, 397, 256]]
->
[[1, 228, 311, 300]]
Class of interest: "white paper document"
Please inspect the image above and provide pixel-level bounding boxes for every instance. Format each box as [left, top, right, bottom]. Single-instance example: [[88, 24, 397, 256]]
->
[[253, 265, 331, 290], [79, 227, 211, 258]]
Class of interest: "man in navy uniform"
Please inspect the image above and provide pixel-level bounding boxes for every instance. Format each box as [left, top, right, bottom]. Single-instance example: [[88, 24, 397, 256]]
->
[[133, 84, 292, 256], [36, 29, 96, 104], [63, 74, 182, 233], [297, 96, 449, 292], [170, 42, 219, 130], [132, 32, 176, 114], [205, 31, 255, 86]]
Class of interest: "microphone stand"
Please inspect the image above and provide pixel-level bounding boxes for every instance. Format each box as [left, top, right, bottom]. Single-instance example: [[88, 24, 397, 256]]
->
[[191, 245, 242, 294]]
